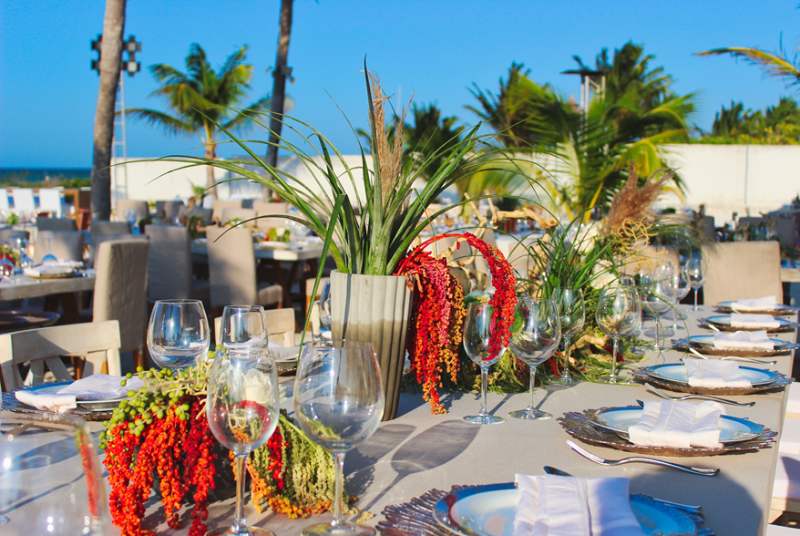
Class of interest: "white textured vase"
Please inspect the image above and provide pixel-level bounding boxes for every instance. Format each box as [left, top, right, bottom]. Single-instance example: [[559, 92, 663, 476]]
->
[[330, 270, 412, 420]]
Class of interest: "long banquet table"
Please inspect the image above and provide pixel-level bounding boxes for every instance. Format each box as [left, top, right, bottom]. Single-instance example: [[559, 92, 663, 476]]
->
[[5, 305, 799, 535]]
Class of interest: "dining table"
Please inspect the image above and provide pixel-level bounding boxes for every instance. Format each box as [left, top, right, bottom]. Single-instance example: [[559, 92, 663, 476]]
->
[[0, 274, 95, 302], [4, 304, 798, 535]]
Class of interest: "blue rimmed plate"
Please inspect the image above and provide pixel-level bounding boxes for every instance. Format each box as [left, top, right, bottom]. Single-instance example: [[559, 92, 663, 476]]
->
[[646, 362, 777, 387], [432, 482, 707, 536], [715, 301, 797, 316], [674, 335, 795, 357], [593, 405, 762, 444], [19, 381, 127, 412], [702, 314, 796, 333]]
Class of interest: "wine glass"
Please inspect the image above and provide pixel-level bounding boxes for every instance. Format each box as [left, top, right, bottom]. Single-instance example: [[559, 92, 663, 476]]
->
[[463, 298, 505, 425], [508, 294, 560, 420], [312, 281, 332, 344], [640, 266, 675, 361], [207, 347, 280, 536], [147, 299, 210, 369], [294, 341, 384, 536], [553, 288, 585, 386], [670, 265, 691, 333], [687, 256, 704, 311], [596, 285, 641, 383], [221, 305, 267, 353]]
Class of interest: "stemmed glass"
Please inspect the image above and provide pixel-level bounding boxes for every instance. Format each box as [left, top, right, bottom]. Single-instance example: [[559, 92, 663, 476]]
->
[[207, 347, 280, 536], [554, 288, 585, 386], [147, 299, 210, 369], [687, 257, 704, 311], [294, 341, 384, 536], [221, 305, 267, 352], [671, 266, 691, 333], [596, 285, 641, 383], [312, 281, 332, 344], [463, 298, 505, 425], [508, 295, 560, 421], [640, 266, 675, 361]]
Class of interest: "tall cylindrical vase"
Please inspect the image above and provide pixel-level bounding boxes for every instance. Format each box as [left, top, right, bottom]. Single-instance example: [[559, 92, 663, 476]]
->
[[330, 270, 412, 420]]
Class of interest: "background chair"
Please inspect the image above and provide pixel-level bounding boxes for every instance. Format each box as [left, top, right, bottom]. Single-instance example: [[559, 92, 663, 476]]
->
[[214, 307, 295, 348], [206, 225, 282, 312], [184, 206, 213, 225], [93, 239, 149, 369], [33, 230, 83, 263], [38, 188, 65, 217], [145, 224, 208, 302], [0, 228, 29, 246], [212, 199, 242, 223], [113, 199, 149, 223], [10, 188, 35, 216], [701, 241, 783, 304], [0, 320, 121, 390], [254, 201, 289, 230], [92, 220, 131, 236], [0, 188, 10, 215], [36, 217, 76, 232], [155, 200, 185, 222], [221, 207, 257, 224]]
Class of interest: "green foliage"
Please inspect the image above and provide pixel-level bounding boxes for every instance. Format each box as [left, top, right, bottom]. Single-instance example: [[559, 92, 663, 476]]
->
[[699, 97, 800, 144]]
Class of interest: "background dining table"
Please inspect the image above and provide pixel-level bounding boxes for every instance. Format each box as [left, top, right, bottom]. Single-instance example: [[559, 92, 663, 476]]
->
[[4, 304, 798, 535]]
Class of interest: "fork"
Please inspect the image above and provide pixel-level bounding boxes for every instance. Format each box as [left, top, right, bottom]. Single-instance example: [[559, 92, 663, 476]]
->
[[688, 346, 777, 366], [566, 439, 719, 476], [646, 388, 755, 407]]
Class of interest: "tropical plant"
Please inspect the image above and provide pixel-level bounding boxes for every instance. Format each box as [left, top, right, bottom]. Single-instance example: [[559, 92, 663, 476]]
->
[[126, 43, 270, 195], [90, 0, 127, 221], [698, 46, 800, 88], [699, 97, 800, 144]]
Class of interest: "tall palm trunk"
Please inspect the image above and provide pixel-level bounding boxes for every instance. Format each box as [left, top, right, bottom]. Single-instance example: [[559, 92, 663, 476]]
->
[[266, 0, 293, 176], [90, 0, 126, 222], [203, 123, 218, 199]]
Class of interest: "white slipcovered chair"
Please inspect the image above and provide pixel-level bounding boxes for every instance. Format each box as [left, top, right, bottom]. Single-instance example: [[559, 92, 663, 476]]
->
[[155, 200, 185, 222], [10, 188, 35, 216], [701, 241, 783, 305], [212, 199, 243, 223], [214, 307, 295, 348], [221, 208, 257, 225], [34, 230, 83, 263], [113, 199, 149, 223]]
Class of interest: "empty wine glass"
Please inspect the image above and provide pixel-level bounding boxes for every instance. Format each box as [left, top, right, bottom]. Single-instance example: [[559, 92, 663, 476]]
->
[[687, 256, 704, 311], [596, 285, 641, 383], [670, 265, 691, 332], [554, 288, 585, 386], [221, 305, 267, 353], [294, 341, 384, 536], [640, 266, 675, 361], [207, 347, 280, 536], [312, 281, 332, 344], [508, 294, 560, 421], [147, 299, 210, 369], [462, 298, 505, 425]]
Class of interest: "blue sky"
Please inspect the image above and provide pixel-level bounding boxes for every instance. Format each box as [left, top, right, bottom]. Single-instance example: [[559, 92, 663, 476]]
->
[[2, 0, 800, 168]]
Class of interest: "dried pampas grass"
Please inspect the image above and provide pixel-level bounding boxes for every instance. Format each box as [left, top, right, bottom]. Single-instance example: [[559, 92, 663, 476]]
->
[[368, 72, 404, 202]]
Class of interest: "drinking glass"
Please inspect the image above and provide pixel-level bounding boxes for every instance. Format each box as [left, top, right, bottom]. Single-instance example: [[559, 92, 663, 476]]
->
[[640, 267, 675, 361], [508, 295, 560, 420], [671, 265, 691, 332], [294, 342, 384, 536], [221, 305, 267, 352], [687, 257, 704, 311], [596, 285, 641, 383], [463, 299, 505, 425], [147, 299, 210, 369], [554, 288, 585, 386], [312, 281, 332, 344], [207, 347, 280, 536]]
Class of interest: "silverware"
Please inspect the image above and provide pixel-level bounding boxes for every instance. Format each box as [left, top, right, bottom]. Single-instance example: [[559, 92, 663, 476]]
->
[[688, 347, 777, 366], [566, 439, 719, 477], [646, 388, 755, 407]]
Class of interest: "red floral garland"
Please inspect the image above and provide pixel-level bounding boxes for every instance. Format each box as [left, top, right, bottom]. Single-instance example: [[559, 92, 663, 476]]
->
[[395, 232, 517, 413]]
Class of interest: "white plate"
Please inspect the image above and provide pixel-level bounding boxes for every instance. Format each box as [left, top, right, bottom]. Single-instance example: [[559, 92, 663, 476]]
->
[[647, 363, 776, 387], [22, 381, 126, 412]]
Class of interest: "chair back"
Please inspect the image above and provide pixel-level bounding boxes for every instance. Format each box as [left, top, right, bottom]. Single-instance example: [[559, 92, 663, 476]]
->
[[113, 199, 149, 222], [207, 225, 256, 309], [185, 207, 213, 225], [221, 208, 257, 225], [0, 229, 29, 246], [38, 188, 65, 217], [212, 199, 243, 223], [702, 241, 783, 304], [34, 230, 83, 263], [92, 220, 131, 236], [213, 308, 295, 348], [93, 239, 149, 353], [254, 202, 289, 230], [36, 217, 76, 232], [145, 224, 191, 301], [10, 188, 35, 216], [0, 320, 121, 390], [155, 200, 185, 222]]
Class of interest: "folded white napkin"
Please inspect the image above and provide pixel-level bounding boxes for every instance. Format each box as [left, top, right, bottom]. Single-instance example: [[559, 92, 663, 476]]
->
[[57, 374, 143, 400], [514, 474, 643, 536], [684, 359, 752, 389], [15, 389, 76, 413], [41, 259, 83, 268], [730, 313, 781, 329], [712, 330, 775, 351], [628, 400, 724, 449], [730, 296, 778, 312], [23, 264, 75, 278]]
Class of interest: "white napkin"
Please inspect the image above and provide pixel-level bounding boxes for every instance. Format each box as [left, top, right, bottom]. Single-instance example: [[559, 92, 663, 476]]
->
[[684, 359, 752, 389], [730, 296, 778, 312], [15, 389, 76, 413], [23, 264, 75, 277], [41, 259, 83, 268], [514, 474, 643, 536], [628, 400, 724, 449], [712, 330, 775, 351], [730, 313, 781, 329], [57, 374, 143, 400], [268, 341, 299, 361]]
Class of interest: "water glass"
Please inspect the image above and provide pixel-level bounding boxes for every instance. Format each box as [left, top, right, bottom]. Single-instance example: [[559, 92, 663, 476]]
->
[[207, 347, 280, 536], [596, 285, 641, 383], [553, 288, 585, 386], [687, 257, 704, 310], [508, 295, 560, 420], [221, 305, 267, 353], [294, 341, 384, 536], [147, 299, 210, 369], [463, 298, 505, 425]]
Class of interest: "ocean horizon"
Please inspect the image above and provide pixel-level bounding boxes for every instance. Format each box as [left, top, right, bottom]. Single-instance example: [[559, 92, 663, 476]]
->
[[0, 167, 91, 183]]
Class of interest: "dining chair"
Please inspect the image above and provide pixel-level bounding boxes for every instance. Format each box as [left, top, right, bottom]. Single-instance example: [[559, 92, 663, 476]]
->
[[213, 307, 295, 348], [10, 188, 35, 216], [221, 208, 257, 225], [38, 188, 65, 217], [212, 199, 243, 223], [92, 220, 131, 236], [206, 225, 282, 312], [36, 217, 76, 232], [155, 200, 185, 222], [0, 320, 121, 390], [184, 207, 213, 225], [144, 224, 192, 301], [33, 230, 83, 263], [701, 241, 783, 304], [0, 228, 29, 246], [254, 201, 289, 230], [93, 239, 149, 368], [113, 199, 149, 223]]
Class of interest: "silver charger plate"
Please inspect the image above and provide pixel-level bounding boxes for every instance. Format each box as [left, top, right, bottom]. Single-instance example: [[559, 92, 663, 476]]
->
[[646, 362, 776, 387], [715, 301, 797, 316], [701, 314, 796, 333], [634, 363, 790, 396], [432, 482, 708, 536], [673, 335, 795, 357]]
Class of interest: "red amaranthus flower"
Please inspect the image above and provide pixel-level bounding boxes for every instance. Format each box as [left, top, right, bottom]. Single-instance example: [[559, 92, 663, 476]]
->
[[396, 232, 516, 414]]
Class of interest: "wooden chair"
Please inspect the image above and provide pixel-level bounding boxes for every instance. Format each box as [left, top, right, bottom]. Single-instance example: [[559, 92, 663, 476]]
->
[[0, 320, 121, 390], [213, 307, 295, 348], [701, 241, 782, 305]]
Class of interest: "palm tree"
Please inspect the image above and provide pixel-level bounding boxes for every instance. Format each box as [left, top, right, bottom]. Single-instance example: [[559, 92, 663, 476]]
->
[[90, 0, 127, 221], [126, 43, 269, 195], [266, 0, 294, 169], [698, 47, 800, 88]]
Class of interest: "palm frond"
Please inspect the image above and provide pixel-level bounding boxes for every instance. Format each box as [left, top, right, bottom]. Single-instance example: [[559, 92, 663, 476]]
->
[[122, 108, 196, 135], [698, 47, 800, 85]]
